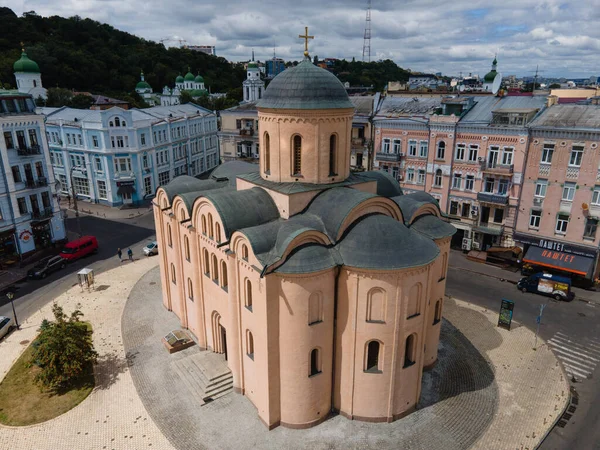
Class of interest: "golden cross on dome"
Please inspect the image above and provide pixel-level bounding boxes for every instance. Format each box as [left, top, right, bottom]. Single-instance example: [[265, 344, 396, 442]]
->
[[20, 41, 25, 52], [298, 27, 314, 58]]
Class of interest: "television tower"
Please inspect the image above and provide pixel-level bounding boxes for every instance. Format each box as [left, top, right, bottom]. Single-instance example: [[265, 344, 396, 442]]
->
[[362, 0, 372, 62]]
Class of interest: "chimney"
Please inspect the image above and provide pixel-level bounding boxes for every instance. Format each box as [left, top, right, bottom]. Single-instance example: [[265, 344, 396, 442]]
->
[[546, 95, 558, 107]]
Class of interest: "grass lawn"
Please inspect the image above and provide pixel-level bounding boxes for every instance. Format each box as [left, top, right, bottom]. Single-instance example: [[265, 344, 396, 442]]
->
[[0, 333, 95, 426]]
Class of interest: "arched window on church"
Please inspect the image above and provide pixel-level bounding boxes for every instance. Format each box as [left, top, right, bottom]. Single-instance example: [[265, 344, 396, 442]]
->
[[245, 279, 253, 311], [404, 334, 417, 368], [203, 249, 209, 277], [264, 132, 271, 174], [292, 135, 302, 176], [329, 134, 337, 176], [246, 330, 254, 359], [201, 214, 207, 235], [365, 340, 382, 372], [171, 263, 176, 284], [242, 244, 249, 261], [114, 117, 120, 127], [187, 278, 193, 301], [221, 260, 228, 291], [407, 283, 421, 319], [433, 299, 442, 325], [215, 223, 222, 243], [184, 235, 190, 261], [211, 254, 219, 284], [167, 224, 172, 247], [208, 213, 214, 239], [309, 348, 321, 376]]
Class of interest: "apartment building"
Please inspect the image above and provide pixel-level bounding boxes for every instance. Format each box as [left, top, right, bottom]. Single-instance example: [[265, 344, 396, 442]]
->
[[42, 104, 219, 207], [0, 90, 66, 259], [218, 102, 259, 162]]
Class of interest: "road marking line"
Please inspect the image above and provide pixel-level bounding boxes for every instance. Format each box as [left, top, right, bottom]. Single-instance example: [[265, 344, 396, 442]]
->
[[553, 352, 596, 371], [562, 365, 591, 379], [548, 340, 600, 362], [549, 346, 598, 368], [555, 332, 600, 350], [549, 337, 600, 358]]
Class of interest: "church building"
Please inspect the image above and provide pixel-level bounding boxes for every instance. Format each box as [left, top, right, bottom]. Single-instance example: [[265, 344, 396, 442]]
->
[[243, 51, 265, 103], [13, 48, 47, 101], [154, 32, 455, 430]]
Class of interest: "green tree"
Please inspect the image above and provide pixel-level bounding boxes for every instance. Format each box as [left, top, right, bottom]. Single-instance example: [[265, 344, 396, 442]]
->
[[179, 90, 193, 104], [70, 94, 94, 109], [46, 87, 73, 107], [30, 303, 97, 391], [549, 83, 561, 89]]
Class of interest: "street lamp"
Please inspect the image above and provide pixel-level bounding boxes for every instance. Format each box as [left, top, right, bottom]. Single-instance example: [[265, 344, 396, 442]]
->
[[69, 165, 83, 237], [6, 292, 19, 330]]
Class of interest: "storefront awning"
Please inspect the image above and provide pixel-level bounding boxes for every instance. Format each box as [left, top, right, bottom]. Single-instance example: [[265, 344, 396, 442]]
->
[[523, 246, 595, 278], [117, 185, 136, 196], [474, 225, 503, 236]]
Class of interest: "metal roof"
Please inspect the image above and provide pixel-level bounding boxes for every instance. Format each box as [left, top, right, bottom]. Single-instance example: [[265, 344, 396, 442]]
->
[[410, 215, 456, 240], [376, 96, 442, 117], [349, 96, 375, 115], [459, 95, 546, 123], [529, 104, 600, 129]]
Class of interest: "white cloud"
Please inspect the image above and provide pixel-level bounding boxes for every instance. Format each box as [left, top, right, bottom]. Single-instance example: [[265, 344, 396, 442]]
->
[[5, 0, 600, 77]]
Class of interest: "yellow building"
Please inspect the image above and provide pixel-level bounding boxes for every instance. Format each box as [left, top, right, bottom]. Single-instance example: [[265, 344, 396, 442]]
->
[[154, 43, 455, 429]]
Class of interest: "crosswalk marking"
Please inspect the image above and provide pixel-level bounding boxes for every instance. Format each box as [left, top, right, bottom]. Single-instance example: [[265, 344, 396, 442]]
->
[[548, 332, 599, 381]]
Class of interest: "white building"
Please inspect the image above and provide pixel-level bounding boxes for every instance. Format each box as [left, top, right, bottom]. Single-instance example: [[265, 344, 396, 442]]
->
[[243, 53, 264, 103], [13, 49, 47, 101]]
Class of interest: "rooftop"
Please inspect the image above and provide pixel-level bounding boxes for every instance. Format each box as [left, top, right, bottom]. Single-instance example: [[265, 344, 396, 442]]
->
[[376, 96, 442, 117], [459, 95, 547, 124], [530, 104, 600, 130]]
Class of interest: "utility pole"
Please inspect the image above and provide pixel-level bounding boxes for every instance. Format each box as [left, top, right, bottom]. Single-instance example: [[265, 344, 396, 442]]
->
[[362, 0, 372, 62]]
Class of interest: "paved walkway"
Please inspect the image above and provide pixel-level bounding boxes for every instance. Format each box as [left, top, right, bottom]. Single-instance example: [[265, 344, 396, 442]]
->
[[124, 266, 569, 450], [59, 198, 153, 221], [0, 257, 174, 450]]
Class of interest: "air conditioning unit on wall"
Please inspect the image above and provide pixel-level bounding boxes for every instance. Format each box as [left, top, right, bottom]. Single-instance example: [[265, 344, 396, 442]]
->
[[533, 198, 543, 206], [470, 206, 479, 217], [471, 241, 480, 250]]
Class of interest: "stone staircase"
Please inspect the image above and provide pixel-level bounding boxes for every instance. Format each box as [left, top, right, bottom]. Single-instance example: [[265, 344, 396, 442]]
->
[[172, 351, 233, 405]]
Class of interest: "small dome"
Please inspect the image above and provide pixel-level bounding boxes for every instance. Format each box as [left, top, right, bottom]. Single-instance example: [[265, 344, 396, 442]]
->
[[176, 74, 184, 83], [257, 59, 353, 110], [194, 74, 204, 82], [13, 51, 40, 73], [184, 72, 195, 81], [248, 62, 259, 69], [483, 70, 497, 82], [136, 81, 151, 90]]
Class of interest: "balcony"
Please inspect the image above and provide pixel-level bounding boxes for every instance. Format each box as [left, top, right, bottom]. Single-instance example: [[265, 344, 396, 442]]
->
[[31, 207, 53, 221], [17, 144, 41, 156], [477, 192, 509, 205], [480, 161, 514, 175], [376, 152, 402, 162], [352, 137, 365, 147], [239, 128, 254, 137], [474, 222, 504, 236]]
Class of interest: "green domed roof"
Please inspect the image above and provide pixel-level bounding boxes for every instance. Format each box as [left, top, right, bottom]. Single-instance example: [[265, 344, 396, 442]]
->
[[194, 74, 204, 82], [184, 72, 195, 81], [257, 59, 353, 110], [13, 51, 40, 73], [136, 81, 151, 90], [248, 62, 259, 69], [176, 74, 184, 83], [483, 69, 497, 82]]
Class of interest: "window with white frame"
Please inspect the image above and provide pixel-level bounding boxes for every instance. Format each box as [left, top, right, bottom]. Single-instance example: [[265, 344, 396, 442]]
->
[[434, 169, 442, 187], [467, 144, 478, 162], [452, 173, 462, 189], [382, 138, 390, 153], [419, 141, 428, 158], [498, 179, 509, 195], [502, 147, 514, 165], [70, 154, 85, 169], [392, 166, 399, 179], [592, 186, 600, 205], [77, 135, 83, 146], [436, 141, 445, 160], [584, 218, 598, 239], [529, 210, 541, 228], [158, 171, 170, 186], [541, 143, 554, 164], [94, 156, 102, 172], [455, 143, 466, 160], [465, 174, 474, 191], [406, 168, 415, 183], [73, 176, 90, 196], [92, 136, 99, 148], [140, 133, 146, 147], [535, 179, 548, 197], [408, 140, 417, 156], [52, 152, 64, 167], [392, 139, 401, 154], [556, 214, 569, 234], [569, 145, 584, 167], [114, 157, 132, 173], [417, 169, 425, 184], [562, 182, 576, 201], [144, 176, 152, 196], [142, 154, 149, 169], [57, 174, 67, 192], [97, 180, 107, 199]]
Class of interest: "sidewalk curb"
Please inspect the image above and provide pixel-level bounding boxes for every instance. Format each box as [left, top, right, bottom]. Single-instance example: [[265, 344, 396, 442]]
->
[[64, 207, 151, 220]]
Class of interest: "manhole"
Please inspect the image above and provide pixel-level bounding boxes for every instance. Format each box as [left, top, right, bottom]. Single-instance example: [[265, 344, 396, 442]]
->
[[95, 285, 110, 292], [19, 340, 29, 345], [149, 282, 156, 285]]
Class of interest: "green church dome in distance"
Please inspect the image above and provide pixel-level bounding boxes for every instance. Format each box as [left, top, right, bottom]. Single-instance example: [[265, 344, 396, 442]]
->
[[194, 74, 204, 83], [136, 80, 151, 90], [176, 74, 184, 83], [257, 58, 353, 110], [184, 72, 195, 81], [13, 51, 40, 73], [248, 62, 259, 69], [483, 70, 497, 82]]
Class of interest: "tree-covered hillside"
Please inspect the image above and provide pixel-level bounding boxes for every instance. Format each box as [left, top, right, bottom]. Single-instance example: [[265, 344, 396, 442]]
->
[[0, 8, 245, 101]]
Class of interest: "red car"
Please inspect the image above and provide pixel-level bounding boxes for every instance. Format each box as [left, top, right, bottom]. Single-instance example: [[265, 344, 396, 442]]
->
[[60, 236, 98, 262]]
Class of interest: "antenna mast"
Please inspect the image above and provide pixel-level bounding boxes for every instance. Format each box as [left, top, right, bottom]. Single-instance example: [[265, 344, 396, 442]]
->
[[362, 0, 372, 62]]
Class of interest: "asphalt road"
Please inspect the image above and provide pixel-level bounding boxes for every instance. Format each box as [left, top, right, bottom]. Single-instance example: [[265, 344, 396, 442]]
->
[[446, 266, 600, 450], [0, 210, 156, 323]]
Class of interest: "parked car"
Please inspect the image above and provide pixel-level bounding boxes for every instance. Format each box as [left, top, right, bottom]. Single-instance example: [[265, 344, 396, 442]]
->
[[517, 272, 575, 301], [143, 241, 158, 256], [0, 316, 13, 340], [60, 236, 98, 262], [27, 255, 66, 279]]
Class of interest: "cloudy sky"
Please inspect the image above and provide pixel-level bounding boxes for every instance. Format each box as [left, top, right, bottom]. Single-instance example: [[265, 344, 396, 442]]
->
[[6, 0, 600, 78]]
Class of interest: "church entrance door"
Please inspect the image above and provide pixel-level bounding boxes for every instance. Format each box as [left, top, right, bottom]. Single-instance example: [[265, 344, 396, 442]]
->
[[220, 325, 228, 361]]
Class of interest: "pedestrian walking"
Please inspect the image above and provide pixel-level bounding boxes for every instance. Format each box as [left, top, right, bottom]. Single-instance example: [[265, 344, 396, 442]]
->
[[117, 248, 122, 262], [127, 248, 133, 262]]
